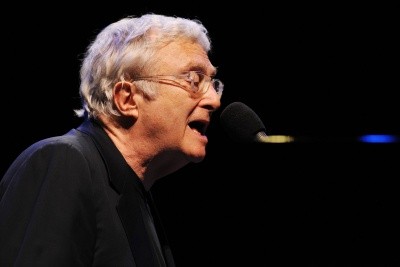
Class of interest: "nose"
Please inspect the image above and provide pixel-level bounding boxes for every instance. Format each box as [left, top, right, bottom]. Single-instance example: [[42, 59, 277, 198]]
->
[[201, 83, 221, 111]]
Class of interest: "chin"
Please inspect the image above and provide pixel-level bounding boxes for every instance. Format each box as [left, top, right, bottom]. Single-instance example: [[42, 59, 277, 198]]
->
[[182, 141, 207, 163], [191, 156, 205, 163], [187, 149, 206, 163]]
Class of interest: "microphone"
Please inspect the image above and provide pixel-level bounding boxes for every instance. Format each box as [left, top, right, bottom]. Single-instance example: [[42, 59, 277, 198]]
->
[[220, 102, 269, 143]]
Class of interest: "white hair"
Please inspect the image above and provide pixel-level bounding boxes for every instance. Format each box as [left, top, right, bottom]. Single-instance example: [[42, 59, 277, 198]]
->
[[75, 13, 212, 119]]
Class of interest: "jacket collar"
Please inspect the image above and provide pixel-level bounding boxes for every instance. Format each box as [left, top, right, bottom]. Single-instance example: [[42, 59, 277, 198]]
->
[[76, 118, 146, 197], [75, 118, 174, 266]]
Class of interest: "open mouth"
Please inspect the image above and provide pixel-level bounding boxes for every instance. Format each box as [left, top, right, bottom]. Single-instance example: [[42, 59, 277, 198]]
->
[[188, 120, 208, 135]]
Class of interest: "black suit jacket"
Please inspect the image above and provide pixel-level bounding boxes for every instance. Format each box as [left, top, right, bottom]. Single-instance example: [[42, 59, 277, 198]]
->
[[0, 119, 175, 267]]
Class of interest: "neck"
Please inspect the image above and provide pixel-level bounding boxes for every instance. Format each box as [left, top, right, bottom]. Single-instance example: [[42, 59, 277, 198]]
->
[[99, 115, 188, 190]]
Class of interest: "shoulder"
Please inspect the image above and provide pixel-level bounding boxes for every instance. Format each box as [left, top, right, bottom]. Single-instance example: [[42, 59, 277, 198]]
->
[[2, 131, 103, 186], [19, 130, 97, 164]]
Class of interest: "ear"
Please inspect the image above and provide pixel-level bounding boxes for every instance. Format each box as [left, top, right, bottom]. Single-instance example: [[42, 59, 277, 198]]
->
[[113, 81, 139, 118]]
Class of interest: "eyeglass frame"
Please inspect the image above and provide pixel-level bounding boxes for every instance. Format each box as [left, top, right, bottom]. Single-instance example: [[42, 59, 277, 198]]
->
[[132, 71, 224, 97]]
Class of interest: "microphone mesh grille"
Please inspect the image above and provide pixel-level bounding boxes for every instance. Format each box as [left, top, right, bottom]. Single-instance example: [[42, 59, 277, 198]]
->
[[220, 102, 266, 143]]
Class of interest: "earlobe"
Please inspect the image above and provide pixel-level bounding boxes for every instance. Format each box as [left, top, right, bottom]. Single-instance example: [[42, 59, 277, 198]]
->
[[113, 81, 138, 117]]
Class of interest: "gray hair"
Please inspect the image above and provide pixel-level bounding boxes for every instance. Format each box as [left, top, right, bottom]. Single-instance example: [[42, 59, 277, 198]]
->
[[75, 13, 211, 119]]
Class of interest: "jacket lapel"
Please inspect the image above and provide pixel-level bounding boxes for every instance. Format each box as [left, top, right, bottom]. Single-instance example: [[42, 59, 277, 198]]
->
[[117, 177, 163, 266], [76, 119, 170, 266]]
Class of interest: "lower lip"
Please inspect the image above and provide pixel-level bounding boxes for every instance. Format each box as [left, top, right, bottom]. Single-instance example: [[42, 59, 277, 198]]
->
[[191, 128, 208, 143]]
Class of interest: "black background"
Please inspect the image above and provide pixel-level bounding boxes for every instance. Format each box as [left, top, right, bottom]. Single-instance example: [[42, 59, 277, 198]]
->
[[2, 3, 399, 266]]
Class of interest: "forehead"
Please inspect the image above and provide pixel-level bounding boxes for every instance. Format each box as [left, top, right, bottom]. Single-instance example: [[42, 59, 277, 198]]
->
[[154, 39, 216, 75]]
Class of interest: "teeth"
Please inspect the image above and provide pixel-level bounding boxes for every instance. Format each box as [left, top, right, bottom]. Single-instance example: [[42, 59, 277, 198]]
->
[[191, 127, 203, 135]]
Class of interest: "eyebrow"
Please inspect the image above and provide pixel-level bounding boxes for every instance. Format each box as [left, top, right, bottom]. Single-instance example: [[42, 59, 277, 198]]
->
[[180, 61, 217, 76]]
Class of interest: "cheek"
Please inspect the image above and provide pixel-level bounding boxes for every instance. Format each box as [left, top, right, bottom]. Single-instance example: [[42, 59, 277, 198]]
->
[[149, 92, 196, 132], [152, 108, 183, 131], [166, 113, 186, 130]]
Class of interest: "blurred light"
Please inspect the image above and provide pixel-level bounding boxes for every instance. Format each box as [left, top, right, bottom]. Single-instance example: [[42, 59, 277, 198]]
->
[[358, 134, 399, 143], [264, 135, 295, 143]]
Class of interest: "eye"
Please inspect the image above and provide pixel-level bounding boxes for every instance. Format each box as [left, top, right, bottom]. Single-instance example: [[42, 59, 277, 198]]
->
[[185, 71, 202, 92], [188, 71, 201, 83]]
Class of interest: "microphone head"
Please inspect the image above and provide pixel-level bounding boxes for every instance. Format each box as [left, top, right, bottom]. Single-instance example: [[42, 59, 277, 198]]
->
[[220, 102, 266, 143]]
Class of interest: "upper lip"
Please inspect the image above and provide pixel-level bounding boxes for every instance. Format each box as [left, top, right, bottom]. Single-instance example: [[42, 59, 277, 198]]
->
[[188, 118, 209, 135]]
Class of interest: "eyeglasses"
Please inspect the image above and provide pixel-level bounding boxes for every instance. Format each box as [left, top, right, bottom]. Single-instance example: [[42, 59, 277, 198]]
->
[[134, 71, 224, 97]]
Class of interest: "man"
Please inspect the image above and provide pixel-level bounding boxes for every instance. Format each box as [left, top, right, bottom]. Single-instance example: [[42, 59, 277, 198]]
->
[[0, 14, 223, 266]]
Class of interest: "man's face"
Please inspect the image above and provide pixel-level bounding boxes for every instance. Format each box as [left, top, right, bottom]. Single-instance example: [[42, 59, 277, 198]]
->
[[135, 38, 221, 168]]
